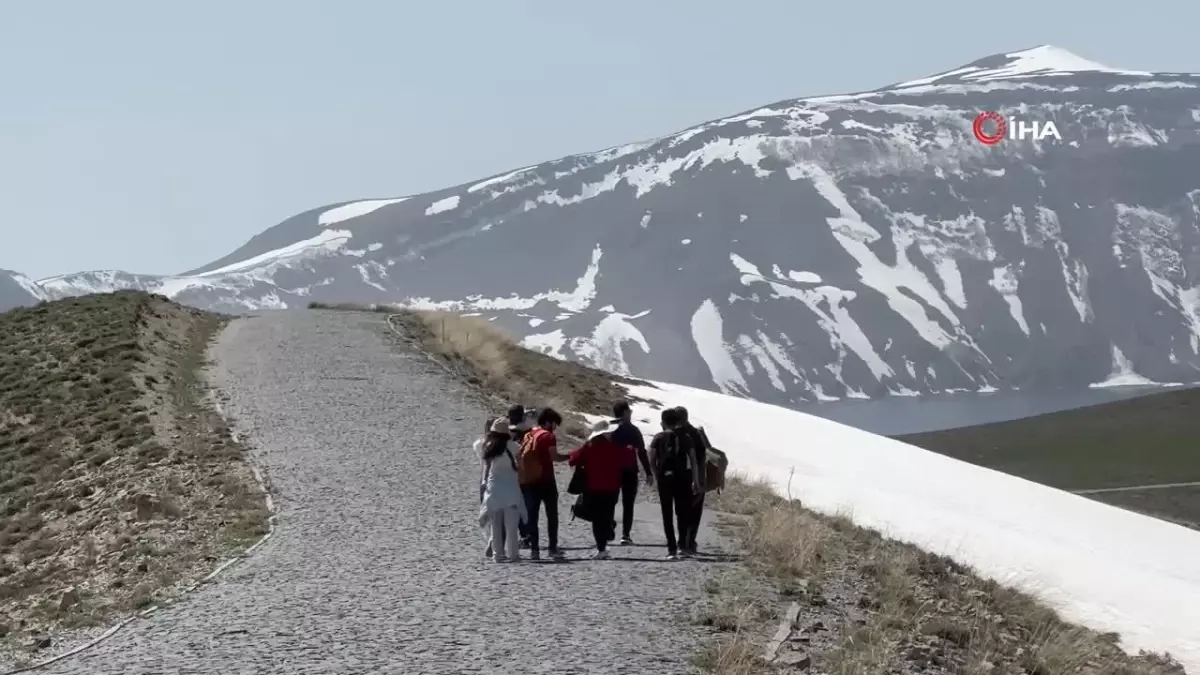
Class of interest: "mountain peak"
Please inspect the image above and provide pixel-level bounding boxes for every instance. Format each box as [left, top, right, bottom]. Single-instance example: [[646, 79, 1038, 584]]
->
[[887, 44, 1152, 90]]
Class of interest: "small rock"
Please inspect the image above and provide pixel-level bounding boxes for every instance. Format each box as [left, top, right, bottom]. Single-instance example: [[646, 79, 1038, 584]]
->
[[130, 492, 161, 521], [778, 651, 812, 669], [33, 636, 52, 650], [58, 587, 80, 611], [804, 620, 827, 633]]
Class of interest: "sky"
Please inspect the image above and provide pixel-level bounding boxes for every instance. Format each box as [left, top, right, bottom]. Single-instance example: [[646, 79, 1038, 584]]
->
[[2, 0, 1197, 280]]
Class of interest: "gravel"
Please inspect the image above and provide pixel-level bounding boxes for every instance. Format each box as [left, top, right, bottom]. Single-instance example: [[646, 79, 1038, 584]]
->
[[42, 310, 730, 675]]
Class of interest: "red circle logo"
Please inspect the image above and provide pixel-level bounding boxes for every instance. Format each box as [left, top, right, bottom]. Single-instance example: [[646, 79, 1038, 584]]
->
[[973, 111, 1006, 145]]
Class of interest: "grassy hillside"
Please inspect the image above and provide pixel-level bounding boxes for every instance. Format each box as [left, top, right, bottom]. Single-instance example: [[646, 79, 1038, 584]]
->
[[0, 292, 269, 658], [896, 388, 1200, 528], [314, 303, 1184, 675]]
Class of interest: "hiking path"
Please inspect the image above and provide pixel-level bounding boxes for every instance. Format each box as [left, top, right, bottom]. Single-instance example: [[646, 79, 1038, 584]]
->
[[40, 310, 732, 675]]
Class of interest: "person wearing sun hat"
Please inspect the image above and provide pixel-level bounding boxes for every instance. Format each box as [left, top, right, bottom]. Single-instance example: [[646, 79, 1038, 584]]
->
[[567, 418, 633, 559], [478, 417, 528, 562]]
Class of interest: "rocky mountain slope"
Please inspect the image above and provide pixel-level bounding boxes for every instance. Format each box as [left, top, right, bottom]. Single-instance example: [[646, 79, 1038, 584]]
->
[[8, 45, 1200, 406], [1, 269, 46, 312]]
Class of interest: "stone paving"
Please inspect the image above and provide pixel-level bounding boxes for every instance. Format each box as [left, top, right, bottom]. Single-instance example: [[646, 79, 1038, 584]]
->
[[42, 310, 730, 675]]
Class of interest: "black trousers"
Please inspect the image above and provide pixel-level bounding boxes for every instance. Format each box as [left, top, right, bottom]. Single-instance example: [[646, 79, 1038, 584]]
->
[[684, 492, 705, 550], [588, 491, 619, 551], [657, 479, 693, 555], [521, 480, 559, 554], [617, 469, 639, 538]]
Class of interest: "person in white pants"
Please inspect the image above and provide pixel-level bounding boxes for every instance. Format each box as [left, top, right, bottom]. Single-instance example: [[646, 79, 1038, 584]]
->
[[478, 418, 527, 562]]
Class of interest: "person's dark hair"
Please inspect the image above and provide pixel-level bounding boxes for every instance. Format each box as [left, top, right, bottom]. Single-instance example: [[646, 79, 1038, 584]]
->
[[612, 401, 631, 419], [675, 406, 690, 422], [537, 407, 562, 427], [661, 407, 681, 427], [506, 405, 525, 426], [483, 416, 495, 435], [482, 433, 509, 460]]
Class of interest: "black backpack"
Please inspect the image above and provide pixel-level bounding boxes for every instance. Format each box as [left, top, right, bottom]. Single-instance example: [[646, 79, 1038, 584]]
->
[[654, 429, 693, 479]]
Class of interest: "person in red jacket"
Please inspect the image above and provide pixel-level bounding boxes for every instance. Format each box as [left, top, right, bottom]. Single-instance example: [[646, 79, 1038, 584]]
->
[[568, 420, 633, 559]]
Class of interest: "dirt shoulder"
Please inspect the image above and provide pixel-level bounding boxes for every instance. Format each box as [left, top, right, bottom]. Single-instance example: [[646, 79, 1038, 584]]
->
[[0, 292, 270, 665], [314, 304, 1188, 675]]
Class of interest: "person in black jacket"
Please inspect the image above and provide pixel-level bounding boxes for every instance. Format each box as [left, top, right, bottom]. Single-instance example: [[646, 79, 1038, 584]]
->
[[649, 407, 701, 560], [675, 406, 707, 555], [610, 400, 653, 544]]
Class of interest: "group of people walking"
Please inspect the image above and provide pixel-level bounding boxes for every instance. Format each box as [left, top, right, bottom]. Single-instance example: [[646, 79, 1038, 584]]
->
[[476, 400, 724, 562]]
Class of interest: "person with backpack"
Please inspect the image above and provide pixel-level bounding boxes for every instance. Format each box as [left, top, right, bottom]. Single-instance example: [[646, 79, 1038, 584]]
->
[[649, 407, 702, 560], [675, 406, 709, 556], [611, 400, 652, 545], [517, 407, 569, 560], [567, 419, 633, 560], [478, 418, 528, 562]]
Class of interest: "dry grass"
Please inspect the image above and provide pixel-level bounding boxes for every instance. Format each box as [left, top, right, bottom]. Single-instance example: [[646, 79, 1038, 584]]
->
[[310, 303, 647, 439], [0, 292, 269, 654], [705, 476, 1186, 675]]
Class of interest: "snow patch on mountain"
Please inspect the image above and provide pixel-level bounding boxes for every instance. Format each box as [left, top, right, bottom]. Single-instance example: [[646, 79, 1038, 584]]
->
[[533, 135, 774, 209], [9, 271, 46, 301], [799, 165, 961, 349], [318, 198, 407, 226], [208, 229, 354, 277], [691, 299, 750, 396], [567, 310, 651, 376], [989, 266, 1030, 335], [1110, 81, 1198, 92], [402, 245, 603, 314], [787, 270, 821, 283], [468, 167, 535, 193], [522, 328, 567, 356], [730, 253, 892, 383], [38, 270, 147, 298], [1090, 345, 1158, 388], [894, 45, 1150, 89], [425, 195, 461, 216]]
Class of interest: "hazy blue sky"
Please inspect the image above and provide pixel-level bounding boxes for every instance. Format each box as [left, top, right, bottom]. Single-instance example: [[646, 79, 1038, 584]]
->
[[2, 1, 1195, 279]]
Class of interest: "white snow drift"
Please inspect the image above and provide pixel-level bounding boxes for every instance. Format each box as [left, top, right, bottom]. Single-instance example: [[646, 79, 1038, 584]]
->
[[620, 378, 1200, 671]]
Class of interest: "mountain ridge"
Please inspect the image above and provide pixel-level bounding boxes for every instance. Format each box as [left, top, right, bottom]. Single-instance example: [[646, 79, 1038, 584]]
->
[[6, 44, 1200, 405]]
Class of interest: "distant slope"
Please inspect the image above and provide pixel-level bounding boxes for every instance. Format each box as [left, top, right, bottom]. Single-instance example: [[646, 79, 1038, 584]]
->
[[896, 386, 1200, 525]]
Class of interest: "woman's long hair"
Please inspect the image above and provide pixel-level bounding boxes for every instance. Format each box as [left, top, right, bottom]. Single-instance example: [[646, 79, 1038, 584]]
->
[[482, 432, 509, 461]]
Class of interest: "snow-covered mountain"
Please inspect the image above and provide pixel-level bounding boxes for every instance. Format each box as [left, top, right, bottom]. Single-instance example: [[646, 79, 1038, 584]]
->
[[1, 269, 46, 311], [9, 45, 1200, 406]]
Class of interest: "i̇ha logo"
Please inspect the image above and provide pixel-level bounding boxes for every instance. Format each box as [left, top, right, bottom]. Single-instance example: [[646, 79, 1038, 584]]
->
[[972, 111, 1062, 145]]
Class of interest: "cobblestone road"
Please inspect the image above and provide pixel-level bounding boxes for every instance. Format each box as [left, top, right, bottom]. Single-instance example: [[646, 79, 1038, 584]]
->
[[44, 310, 729, 675]]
